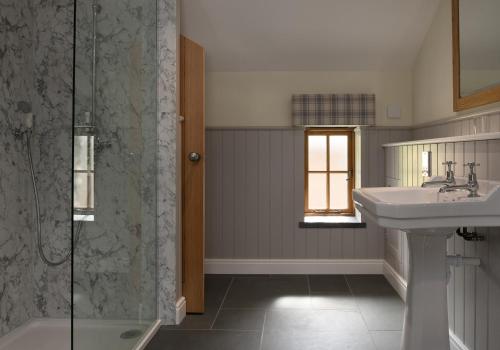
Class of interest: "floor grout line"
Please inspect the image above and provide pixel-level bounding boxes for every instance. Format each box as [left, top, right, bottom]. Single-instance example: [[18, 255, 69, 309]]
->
[[344, 275, 380, 349], [258, 310, 267, 350], [209, 277, 235, 330]]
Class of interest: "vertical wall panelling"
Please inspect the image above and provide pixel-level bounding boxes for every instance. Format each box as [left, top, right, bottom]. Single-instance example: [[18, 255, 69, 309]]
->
[[205, 127, 406, 260], [222, 132, 235, 257], [234, 130, 247, 257], [445, 143, 455, 171], [476, 141, 488, 180], [487, 139, 500, 181], [368, 129, 379, 187], [330, 229, 343, 259], [386, 146, 394, 182], [491, 114, 500, 131], [306, 228, 319, 259], [205, 131, 217, 258], [318, 229, 330, 259], [293, 130, 306, 259], [402, 146, 408, 187], [464, 142, 475, 177], [354, 228, 368, 259], [395, 146, 401, 184], [455, 142, 465, 177], [437, 143, 446, 177], [377, 130, 388, 187], [430, 144, 438, 178], [342, 228, 355, 259], [215, 131, 224, 258], [417, 144, 424, 185], [407, 146, 413, 186], [270, 131, 283, 258], [258, 131, 271, 258], [282, 131, 295, 258], [245, 131, 260, 257]]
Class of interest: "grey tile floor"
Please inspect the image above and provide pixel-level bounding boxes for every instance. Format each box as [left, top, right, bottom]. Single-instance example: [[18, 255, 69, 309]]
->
[[146, 275, 404, 350]]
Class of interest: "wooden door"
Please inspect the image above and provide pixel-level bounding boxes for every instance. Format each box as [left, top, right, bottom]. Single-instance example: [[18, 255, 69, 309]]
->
[[181, 35, 205, 313]]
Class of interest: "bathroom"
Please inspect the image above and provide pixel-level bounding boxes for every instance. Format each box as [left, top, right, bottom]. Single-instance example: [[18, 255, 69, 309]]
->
[[1, 0, 499, 349]]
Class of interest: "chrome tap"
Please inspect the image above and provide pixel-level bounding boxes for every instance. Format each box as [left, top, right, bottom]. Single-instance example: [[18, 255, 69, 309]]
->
[[422, 161, 456, 187], [439, 162, 480, 198]]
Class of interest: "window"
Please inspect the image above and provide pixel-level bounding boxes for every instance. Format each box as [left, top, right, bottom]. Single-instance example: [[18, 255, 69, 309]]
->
[[74, 135, 95, 219], [305, 128, 354, 216]]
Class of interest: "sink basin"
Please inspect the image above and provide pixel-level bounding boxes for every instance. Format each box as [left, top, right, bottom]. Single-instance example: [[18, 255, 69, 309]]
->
[[353, 180, 500, 350], [353, 180, 500, 230]]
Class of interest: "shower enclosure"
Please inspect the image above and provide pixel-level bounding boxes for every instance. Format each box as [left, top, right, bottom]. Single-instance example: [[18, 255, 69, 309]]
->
[[0, 0, 161, 349]]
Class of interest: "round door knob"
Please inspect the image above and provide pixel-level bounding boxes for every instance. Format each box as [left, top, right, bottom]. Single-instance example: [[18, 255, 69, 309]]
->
[[188, 152, 201, 162]]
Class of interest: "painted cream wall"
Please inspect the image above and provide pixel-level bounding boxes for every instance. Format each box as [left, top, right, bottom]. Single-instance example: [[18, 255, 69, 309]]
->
[[412, 0, 453, 125], [206, 71, 413, 127], [413, 0, 500, 125]]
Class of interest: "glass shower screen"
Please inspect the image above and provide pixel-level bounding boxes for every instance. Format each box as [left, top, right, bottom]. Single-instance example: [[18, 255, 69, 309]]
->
[[72, 0, 158, 349]]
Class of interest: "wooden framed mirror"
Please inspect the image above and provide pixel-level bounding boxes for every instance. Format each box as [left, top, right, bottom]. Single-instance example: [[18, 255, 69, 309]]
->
[[452, 0, 500, 111]]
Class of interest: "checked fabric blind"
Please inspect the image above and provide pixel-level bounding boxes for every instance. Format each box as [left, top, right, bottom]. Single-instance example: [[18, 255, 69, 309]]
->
[[292, 94, 376, 126]]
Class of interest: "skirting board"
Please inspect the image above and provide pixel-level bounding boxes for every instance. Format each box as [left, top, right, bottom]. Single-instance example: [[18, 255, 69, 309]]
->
[[175, 297, 186, 325], [383, 262, 470, 350], [383, 261, 407, 302], [205, 259, 384, 275]]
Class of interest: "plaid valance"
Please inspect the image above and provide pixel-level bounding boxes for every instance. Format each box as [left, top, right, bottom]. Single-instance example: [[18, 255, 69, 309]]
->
[[292, 94, 376, 126]]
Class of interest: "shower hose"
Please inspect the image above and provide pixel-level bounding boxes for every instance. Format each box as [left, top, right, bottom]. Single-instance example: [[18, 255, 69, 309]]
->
[[26, 131, 83, 266]]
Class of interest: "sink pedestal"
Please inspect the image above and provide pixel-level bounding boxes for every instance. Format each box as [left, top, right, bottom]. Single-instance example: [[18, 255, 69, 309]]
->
[[402, 229, 453, 350], [353, 184, 500, 350]]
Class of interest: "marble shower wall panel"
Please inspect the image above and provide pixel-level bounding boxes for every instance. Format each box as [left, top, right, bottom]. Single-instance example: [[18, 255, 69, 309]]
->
[[0, 0, 34, 337], [157, 0, 179, 325], [74, 0, 93, 126], [30, 0, 74, 318], [72, 0, 158, 321]]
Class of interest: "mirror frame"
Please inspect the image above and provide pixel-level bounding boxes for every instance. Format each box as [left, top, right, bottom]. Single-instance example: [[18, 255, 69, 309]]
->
[[452, 0, 500, 111]]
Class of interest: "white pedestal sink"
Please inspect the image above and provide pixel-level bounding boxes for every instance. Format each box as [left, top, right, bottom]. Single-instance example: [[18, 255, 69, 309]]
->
[[353, 181, 500, 350]]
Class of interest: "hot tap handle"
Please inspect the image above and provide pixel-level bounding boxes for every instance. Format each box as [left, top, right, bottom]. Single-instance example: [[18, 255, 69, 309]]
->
[[464, 162, 479, 174], [442, 161, 456, 172]]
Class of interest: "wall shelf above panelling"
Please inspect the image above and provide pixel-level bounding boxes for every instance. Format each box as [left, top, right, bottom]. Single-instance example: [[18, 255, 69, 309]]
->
[[382, 131, 500, 147]]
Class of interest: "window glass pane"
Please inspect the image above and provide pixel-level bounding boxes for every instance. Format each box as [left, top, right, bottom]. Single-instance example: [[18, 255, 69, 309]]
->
[[74, 136, 88, 171], [308, 173, 327, 209], [329, 135, 348, 171], [308, 135, 327, 171], [73, 173, 94, 210], [89, 136, 94, 171], [330, 173, 349, 209], [88, 173, 94, 209], [74, 173, 88, 208]]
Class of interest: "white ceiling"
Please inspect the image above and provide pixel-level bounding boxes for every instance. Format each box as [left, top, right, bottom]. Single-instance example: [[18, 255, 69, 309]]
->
[[181, 0, 441, 72]]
